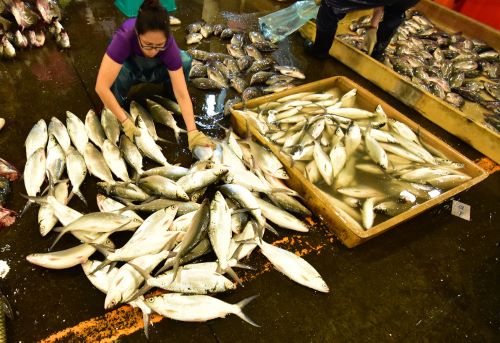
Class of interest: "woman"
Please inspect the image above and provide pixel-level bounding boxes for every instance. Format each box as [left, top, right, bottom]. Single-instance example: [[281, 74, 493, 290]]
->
[[95, 0, 212, 152]]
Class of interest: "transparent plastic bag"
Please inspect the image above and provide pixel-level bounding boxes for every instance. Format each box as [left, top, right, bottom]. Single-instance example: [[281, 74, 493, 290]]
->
[[259, 0, 319, 43]]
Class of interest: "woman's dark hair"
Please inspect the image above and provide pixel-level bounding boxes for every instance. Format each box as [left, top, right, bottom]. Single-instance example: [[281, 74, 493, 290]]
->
[[136, 0, 170, 36]]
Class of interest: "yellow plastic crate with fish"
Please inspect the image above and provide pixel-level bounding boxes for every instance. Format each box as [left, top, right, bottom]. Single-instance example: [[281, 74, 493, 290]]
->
[[299, 0, 500, 164], [230, 76, 488, 247]]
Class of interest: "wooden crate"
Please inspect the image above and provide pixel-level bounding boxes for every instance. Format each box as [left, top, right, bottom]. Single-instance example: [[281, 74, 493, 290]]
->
[[230, 76, 488, 247], [298, 0, 500, 164]]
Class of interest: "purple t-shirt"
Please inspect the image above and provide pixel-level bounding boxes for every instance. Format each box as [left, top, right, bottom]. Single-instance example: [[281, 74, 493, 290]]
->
[[106, 18, 182, 71]]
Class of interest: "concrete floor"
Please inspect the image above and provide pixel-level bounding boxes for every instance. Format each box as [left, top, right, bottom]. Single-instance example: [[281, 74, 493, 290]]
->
[[0, 0, 499, 342]]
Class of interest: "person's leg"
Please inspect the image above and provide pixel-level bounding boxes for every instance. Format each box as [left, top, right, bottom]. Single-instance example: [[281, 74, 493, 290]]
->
[[111, 60, 138, 107], [371, 0, 419, 60], [305, 0, 345, 59]]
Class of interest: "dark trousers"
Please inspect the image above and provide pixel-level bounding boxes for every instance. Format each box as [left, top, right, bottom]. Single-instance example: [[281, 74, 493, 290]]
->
[[314, 0, 419, 58], [111, 50, 192, 106]]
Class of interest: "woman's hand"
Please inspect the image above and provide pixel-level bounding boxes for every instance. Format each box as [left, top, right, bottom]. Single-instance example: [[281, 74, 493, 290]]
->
[[121, 118, 141, 141], [187, 129, 213, 151]]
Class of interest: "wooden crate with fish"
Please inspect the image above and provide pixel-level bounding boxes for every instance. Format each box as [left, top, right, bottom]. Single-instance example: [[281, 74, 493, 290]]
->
[[230, 76, 488, 247], [299, 0, 500, 164]]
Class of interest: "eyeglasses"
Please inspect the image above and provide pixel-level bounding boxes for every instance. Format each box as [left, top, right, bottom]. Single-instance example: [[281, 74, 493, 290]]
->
[[136, 31, 167, 51]]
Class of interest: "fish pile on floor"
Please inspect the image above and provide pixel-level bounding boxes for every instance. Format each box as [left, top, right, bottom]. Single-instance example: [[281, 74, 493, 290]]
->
[[21, 98, 328, 337], [0, 119, 19, 228], [184, 20, 306, 104], [233, 87, 472, 230], [0, 0, 70, 57], [0, 158, 18, 228], [338, 11, 500, 131]]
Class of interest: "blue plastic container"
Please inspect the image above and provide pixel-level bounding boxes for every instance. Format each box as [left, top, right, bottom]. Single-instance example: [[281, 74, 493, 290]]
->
[[115, 0, 177, 17]]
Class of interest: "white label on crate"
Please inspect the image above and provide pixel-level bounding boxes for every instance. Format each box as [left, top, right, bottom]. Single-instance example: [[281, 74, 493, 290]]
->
[[451, 200, 471, 221]]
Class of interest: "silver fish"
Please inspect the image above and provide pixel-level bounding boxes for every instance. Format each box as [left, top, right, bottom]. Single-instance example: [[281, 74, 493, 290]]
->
[[25, 119, 47, 159], [145, 293, 258, 325], [102, 140, 130, 182], [258, 240, 329, 293], [186, 32, 203, 45], [85, 109, 107, 149], [66, 111, 89, 155]]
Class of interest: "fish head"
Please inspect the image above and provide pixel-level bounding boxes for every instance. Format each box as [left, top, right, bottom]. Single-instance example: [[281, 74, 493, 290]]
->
[[104, 289, 123, 309], [177, 191, 190, 202]]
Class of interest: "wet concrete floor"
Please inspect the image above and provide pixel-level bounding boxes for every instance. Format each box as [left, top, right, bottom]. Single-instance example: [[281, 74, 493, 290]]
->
[[0, 0, 498, 342]]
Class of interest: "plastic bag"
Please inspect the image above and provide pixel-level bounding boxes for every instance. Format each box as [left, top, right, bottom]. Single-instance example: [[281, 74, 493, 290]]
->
[[259, 0, 319, 43]]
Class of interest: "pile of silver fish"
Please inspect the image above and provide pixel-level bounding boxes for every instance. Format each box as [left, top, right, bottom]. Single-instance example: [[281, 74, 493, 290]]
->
[[0, 0, 69, 58], [185, 20, 306, 103], [0, 156, 18, 228], [339, 11, 499, 129], [21, 99, 328, 337], [234, 87, 473, 230]]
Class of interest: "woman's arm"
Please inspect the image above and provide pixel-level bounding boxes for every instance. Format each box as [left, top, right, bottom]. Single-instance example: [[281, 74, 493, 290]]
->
[[95, 54, 129, 123], [168, 67, 197, 132]]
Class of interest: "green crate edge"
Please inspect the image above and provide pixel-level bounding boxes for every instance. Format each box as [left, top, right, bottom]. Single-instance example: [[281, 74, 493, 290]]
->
[[115, 0, 177, 17]]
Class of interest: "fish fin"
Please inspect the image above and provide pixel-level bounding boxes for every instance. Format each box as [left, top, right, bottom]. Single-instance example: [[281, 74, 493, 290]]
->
[[178, 128, 187, 134], [225, 266, 243, 287], [264, 222, 279, 236], [169, 257, 181, 285], [230, 261, 255, 270], [156, 136, 175, 144], [234, 295, 260, 327]]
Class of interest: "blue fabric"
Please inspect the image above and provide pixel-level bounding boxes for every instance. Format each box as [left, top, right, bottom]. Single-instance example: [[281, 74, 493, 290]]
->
[[112, 50, 192, 106]]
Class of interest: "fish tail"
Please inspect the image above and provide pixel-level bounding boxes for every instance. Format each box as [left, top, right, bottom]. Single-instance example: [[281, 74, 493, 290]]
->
[[20, 194, 47, 205], [234, 295, 260, 327], [49, 228, 67, 251], [170, 259, 180, 285], [225, 266, 243, 287]]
